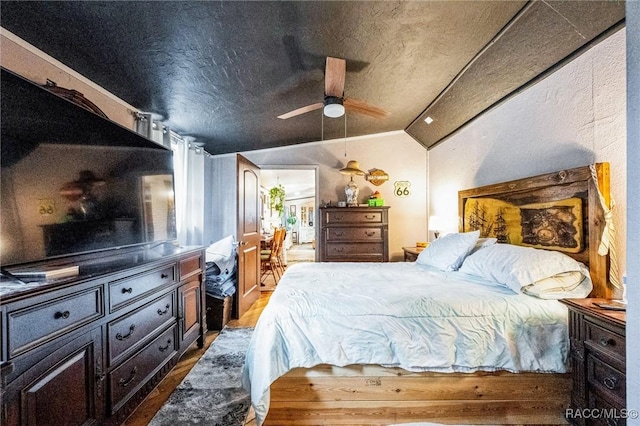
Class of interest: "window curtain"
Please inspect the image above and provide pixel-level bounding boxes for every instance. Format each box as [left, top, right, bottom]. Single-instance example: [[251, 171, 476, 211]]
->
[[171, 132, 205, 246]]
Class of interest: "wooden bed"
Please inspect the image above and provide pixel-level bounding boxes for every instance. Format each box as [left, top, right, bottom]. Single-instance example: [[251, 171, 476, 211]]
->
[[262, 163, 612, 426]]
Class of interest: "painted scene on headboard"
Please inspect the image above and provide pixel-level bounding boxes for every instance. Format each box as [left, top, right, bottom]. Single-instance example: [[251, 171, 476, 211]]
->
[[463, 197, 584, 253]]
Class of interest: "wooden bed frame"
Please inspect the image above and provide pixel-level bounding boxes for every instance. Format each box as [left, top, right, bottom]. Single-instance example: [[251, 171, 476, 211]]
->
[[262, 163, 611, 425]]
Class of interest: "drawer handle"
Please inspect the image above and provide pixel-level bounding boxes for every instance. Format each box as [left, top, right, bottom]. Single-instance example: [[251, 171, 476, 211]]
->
[[600, 338, 616, 347], [364, 231, 376, 237], [334, 247, 344, 253], [159, 339, 172, 352], [116, 324, 136, 341], [334, 231, 344, 236], [161, 273, 169, 279], [157, 304, 171, 316], [121, 287, 133, 294], [54, 310, 70, 319], [118, 366, 138, 388], [603, 376, 618, 390], [365, 215, 376, 220]]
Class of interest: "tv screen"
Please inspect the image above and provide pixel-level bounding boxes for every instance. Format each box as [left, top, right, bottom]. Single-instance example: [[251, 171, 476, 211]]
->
[[1, 68, 177, 268]]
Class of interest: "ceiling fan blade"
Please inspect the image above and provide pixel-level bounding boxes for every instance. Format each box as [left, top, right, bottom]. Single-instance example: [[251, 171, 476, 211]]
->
[[344, 98, 389, 119], [325, 57, 346, 98], [277, 102, 323, 119]]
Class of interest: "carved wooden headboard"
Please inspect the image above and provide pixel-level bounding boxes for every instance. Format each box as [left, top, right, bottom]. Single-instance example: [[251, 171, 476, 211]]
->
[[458, 163, 612, 298]]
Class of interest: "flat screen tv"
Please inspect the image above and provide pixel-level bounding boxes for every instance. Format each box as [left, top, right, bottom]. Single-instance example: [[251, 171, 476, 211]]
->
[[1, 68, 177, 268]]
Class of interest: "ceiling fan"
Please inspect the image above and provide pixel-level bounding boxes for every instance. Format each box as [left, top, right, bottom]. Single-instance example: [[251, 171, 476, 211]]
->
[[277, 57, 388, 120]]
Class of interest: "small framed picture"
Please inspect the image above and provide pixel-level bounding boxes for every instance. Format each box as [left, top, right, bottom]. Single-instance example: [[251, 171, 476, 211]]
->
[[289, 205, 296, 216]]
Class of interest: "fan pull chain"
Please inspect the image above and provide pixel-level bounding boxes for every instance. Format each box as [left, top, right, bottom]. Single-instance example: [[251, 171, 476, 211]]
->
[[344, 112, 347, 157]]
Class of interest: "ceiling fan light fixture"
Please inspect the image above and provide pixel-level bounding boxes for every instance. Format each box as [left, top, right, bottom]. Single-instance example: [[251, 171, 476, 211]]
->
[[324, 96, 345, 118]]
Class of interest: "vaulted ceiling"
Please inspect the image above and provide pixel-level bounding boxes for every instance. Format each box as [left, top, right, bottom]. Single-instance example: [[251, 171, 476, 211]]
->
[[0, 1, 625, 155]]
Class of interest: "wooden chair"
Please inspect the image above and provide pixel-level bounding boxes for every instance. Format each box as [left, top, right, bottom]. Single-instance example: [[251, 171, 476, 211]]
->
[[274, 229, 287, 277], [261, 227, 284, 284]]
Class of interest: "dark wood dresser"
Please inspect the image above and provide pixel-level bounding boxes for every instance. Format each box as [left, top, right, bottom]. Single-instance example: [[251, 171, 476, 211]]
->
[[319, 206, 389, 262], [560, 298, 627, 425], [0, 245, 206, 426]]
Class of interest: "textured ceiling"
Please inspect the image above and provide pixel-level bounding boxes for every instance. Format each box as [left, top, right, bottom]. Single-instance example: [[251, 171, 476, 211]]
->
[[0, 1, 625, 155]]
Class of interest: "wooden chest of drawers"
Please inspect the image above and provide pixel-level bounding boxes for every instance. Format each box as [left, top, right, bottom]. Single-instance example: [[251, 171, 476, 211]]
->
[[319, 206, 389, 262], [0, 246, 205, 426], [560, 298, 626, 425]]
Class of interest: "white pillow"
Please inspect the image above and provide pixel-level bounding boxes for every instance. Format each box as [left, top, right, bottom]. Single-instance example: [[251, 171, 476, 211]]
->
[[416, 230, 480, 272], [469, 237, 497, 255], [459, 243, 590, 295]]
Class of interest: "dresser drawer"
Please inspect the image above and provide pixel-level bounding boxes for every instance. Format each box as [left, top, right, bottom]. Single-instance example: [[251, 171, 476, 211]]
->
[[588, 392, 627, 426], [324, 210, 383, 224], [108, 292, 176, 366], [325, 227, 383, 242], [584, 320, 625, 361], [109, 264, 176, 311], [587, 353, 626, 405], [108, 324, 177, 414], [8, 286, 103, 358], [324, 242, 385, 261], [179, 253, 202, 280]]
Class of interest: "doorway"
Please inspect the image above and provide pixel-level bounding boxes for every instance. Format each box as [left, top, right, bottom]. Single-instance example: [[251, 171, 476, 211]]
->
[[259, 166, 318, 288]]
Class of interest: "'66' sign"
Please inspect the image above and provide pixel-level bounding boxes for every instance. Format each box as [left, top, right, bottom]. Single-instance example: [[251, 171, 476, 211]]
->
[[394, 181, 411, 197]]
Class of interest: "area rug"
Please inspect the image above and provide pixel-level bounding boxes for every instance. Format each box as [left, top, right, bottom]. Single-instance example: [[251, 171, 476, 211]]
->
[[286, 243, 316, 263], [149, 327, 254, 426]]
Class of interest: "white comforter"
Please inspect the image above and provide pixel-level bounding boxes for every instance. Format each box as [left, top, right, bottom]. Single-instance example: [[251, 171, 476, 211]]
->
[[242, 262, 569, 425]]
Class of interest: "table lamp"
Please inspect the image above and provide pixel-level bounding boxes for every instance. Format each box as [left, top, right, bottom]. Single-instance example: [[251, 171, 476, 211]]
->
[[429, 215, 443, 239]]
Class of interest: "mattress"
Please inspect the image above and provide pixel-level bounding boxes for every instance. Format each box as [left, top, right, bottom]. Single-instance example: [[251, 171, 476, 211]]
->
[[242, 261, 570, 425]]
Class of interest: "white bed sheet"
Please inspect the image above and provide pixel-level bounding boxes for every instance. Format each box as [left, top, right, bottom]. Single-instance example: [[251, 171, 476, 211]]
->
[[242, 262, 570, 425]]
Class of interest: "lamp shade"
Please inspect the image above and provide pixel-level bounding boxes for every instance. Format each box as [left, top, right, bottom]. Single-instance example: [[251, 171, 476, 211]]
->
[[429, 215, 444, 239], [339, 160, 365, 175], [429, 215, 444, 230]]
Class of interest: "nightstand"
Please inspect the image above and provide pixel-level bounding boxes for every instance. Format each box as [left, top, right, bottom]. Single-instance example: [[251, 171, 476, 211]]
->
[[560, 298, 626, 425], [402, 246, 424, 262]]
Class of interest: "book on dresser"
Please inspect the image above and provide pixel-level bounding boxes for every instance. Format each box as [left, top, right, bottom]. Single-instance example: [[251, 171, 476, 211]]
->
[[8, 264, 79, 280]]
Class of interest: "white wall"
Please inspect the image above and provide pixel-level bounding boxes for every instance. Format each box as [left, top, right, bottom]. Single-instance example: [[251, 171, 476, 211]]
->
[[429, 28, 627, 294], [205, 154, 238, 244], [625, 0, 639, 415], [241, 131, 428, 261]]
